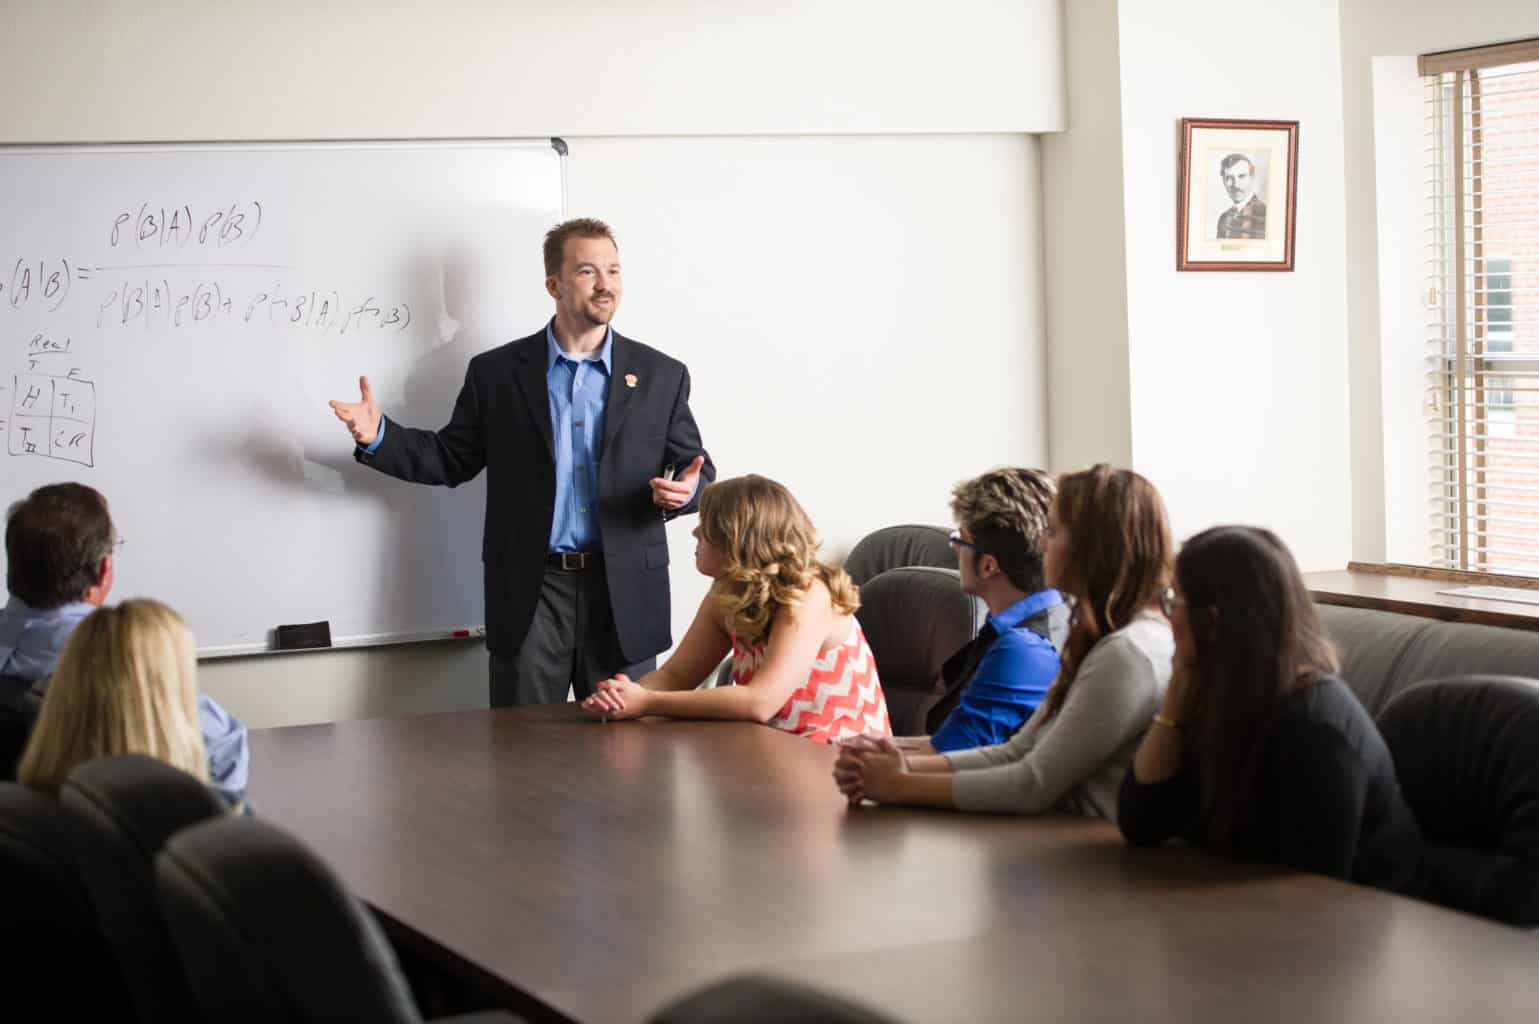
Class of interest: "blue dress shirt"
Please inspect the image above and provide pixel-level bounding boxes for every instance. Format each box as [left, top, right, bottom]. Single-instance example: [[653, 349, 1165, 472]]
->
[[543, 321, 611, 552], [0, 595, 251, 801], [929, 589, 1064, 754], [362, 320, 614, 552]]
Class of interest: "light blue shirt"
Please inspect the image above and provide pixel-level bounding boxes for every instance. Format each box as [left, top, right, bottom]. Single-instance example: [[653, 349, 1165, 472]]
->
[[0, 595, 251, 801], [544, 320, 612, 552], [0, 596, 96, 684], [361, 320, 614, 552]]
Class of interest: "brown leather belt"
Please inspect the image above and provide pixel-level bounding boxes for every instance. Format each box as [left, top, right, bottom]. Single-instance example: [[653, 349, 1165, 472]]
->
[[547, 551, 601, 572]]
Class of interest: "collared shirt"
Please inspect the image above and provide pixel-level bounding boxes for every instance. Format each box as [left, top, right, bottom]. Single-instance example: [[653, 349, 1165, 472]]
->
[[1218, 195, 1266, 239], [544, 320, 612, 552], [930, 588, 1064, 754], [361, 320, 614, 552], [0, 595, 96, 684], [0, 594, 251, 801]]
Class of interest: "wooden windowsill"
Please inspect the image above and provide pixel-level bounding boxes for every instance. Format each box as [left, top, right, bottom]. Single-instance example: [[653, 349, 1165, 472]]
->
[[1307, 563, 1539, 632]]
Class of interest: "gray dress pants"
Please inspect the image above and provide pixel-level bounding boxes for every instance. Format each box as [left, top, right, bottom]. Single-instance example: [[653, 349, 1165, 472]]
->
[[487, 564, 656, 707]]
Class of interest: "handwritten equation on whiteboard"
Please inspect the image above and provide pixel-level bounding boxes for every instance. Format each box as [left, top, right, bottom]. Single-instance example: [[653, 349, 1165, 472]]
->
[[3, 200, 415, 466]]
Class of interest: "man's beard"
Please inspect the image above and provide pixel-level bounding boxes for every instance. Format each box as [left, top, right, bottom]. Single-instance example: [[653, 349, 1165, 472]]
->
[[581, 298, 615, 326]]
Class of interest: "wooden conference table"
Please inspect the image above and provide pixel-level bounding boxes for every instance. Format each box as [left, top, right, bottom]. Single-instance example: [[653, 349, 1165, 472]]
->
[[248, 705, 1539, 1023]]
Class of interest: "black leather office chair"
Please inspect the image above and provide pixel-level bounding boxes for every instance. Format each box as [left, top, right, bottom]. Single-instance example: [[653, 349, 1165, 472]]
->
[[1376, 675, 1539, 926], [0, 673, 41, 782], [843, 524, 957, 587], [0, 781, 132, 1017], [156, 814, 520, 1023], [60, 753, 229, 1022], [649, 974, 900, 1023], [854, 566, 985, 735]]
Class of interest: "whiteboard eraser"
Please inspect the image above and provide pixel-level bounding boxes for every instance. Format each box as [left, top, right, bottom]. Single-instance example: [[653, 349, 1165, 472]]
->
[[275, 621, 332, 650]]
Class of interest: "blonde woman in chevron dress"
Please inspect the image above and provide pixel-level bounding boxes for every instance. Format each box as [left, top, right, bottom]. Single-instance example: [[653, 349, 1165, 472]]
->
[[581, 475, 890, 743]]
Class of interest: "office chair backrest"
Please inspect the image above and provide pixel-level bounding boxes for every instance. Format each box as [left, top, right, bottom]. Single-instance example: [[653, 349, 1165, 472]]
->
[[649, 973, 900, 1024], [60, 753, 228, 1022], [0, 781, 132, 1017], [156, 814, 422, 1024], [855, 566, 985, 735], [1377, 675, 1539, 926], [0, 673, 41, 781], [843, 525, 957, 587]]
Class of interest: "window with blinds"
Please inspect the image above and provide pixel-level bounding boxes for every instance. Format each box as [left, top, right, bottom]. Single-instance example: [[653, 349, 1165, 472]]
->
[[1423, 41, 1539, 574]]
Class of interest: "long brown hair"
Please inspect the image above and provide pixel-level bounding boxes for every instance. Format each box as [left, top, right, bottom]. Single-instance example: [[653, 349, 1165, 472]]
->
[[698, 475, 859, 648], [1041, 465, 1172, 719], [1175, 526, 1339, 849]]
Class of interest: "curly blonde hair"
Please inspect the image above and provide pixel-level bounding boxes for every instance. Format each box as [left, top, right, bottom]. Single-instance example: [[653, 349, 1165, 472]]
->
[[698, 475, 859, 648]]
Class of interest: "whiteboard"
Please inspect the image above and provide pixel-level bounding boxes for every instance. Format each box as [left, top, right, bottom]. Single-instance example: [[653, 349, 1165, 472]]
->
[[0, 140, 566, 654]]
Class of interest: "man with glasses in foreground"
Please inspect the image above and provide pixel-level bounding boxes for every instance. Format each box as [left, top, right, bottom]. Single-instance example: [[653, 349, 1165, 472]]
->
[[0, 482, 248, 797], [892, 468, 1069, 755]]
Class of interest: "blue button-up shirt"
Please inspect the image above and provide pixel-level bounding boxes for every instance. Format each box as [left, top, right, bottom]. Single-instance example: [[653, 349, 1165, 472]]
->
[[364, 321, 630, 551], [930, 588, 1064, 754], [544, 321, 611, 552]]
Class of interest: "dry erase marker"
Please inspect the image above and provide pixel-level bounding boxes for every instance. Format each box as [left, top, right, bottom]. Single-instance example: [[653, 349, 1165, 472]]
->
[[451, 626, 486, 638], [660, 463, 676, 519]]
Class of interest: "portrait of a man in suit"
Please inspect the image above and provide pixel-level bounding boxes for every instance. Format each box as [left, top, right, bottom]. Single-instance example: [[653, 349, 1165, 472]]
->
[[1216, 153, 1267, 239]]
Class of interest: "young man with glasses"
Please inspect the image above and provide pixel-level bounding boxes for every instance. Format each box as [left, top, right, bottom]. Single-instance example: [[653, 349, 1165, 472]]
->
[[896, 468, 1069, 754]]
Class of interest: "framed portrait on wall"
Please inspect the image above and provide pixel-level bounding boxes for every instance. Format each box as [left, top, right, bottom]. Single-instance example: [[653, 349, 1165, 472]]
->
[[1177, 118, 1298, 271]]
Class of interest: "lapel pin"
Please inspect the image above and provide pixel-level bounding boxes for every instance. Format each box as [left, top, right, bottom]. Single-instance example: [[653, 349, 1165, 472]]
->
[[625, 373, 638, 388]]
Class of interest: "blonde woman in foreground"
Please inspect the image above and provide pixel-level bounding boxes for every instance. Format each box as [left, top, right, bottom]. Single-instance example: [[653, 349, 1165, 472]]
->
[[582, 475, 890, 743], [19, 598, 217, 797], [833, 465, 1173, 819]]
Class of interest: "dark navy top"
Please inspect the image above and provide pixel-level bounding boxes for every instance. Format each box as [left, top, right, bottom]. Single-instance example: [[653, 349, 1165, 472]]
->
[[1119, 676, 1422, 893]]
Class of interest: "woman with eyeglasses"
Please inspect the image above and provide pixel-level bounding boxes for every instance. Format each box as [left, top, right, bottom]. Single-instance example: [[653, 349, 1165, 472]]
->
[[833, 464, 1173, 819], [1118, 526, 1422, 891], [581, 474, 891, 743]]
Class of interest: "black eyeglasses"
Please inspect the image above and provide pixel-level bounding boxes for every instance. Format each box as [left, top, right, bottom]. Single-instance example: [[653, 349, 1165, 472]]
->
[[1159, 586, 1187, 617], [947, 529, 978, 552]]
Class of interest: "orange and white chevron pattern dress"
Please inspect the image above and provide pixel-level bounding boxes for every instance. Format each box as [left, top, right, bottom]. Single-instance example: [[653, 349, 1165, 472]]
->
[[731, 621, 892, 744]]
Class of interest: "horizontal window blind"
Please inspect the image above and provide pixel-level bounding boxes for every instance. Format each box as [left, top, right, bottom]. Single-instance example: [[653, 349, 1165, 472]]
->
[[1425, 45, 1539, 574]]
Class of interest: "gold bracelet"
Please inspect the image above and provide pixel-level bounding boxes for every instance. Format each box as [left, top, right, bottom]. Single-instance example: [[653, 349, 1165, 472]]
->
[[1152, 713, 1184, 731]]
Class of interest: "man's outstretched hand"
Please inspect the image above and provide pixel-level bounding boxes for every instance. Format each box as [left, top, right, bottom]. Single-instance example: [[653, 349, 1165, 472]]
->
[[329, 375, 382, 447], [650, 454, 706, 510]]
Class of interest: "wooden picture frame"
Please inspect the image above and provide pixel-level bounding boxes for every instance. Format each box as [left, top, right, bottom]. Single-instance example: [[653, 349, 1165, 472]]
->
[[1177, 117, 1298, 271]]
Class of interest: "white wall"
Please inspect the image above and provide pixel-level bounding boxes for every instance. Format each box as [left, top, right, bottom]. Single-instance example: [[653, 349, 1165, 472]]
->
[[0, 3, 1060, 726], [1119, 0, 1352, 570], [1339, 0, 1539, 563], [0, 1, 1063, 140], [1369, 56, 1430, 566], [566, 134, 1047, 651], [1044, 0, 1353, 571], [199, 641, 488, 729], [1042, 0, 1134, 472]]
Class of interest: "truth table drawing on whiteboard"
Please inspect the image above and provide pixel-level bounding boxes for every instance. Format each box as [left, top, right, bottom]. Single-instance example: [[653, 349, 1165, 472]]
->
[[4, 368, 96, 466]]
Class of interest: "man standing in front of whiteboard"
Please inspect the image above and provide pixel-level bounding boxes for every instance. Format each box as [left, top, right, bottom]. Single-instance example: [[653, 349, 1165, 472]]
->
[[329, 219, 713, 706]]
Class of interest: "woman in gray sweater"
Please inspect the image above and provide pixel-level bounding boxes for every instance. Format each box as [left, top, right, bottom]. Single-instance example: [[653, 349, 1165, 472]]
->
[[833, 464, 1173, 820]]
